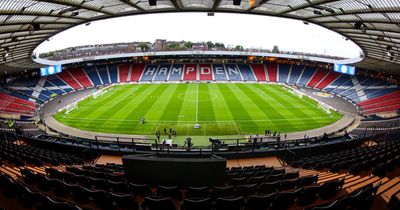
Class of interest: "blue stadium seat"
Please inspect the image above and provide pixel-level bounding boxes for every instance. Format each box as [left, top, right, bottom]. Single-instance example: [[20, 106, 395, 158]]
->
[[278, 64, 290, 83], [237, 64, 256, 81], [297, 67, 317, 86], [97, 65, 111, 84], [212, 64, 228, 81], [323, 74, 351, 92], [225, 64, 243, 81], [108, 64, 119, 83], [46, 75, 73, 92], [153, 64, 171, 81], [85, 66, 102, 86], [140, 64, 158, 81], [353, 85, 400, 103], [168, 64, 184, 81], [347, 81, 387, 101], [288, 65, 303, 85]]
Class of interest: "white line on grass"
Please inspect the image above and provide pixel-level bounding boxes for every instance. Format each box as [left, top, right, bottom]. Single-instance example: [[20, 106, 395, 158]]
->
[[61, 116, 333, 123], [195, 83, 199, 122]]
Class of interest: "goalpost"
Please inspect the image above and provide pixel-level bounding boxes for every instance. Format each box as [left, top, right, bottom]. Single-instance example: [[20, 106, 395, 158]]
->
[[318, 102, 332, 114], [65, 101, 78, 114], [92, 88, 108, 99], [282, 83, 335, 115]]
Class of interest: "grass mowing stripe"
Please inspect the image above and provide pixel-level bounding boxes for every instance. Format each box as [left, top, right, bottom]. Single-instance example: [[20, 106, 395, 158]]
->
[[55, 83, 343, 140], [77, 85, 140, 119], [118, 84, 170, 132], [236, 83, 295, 131], [198, 83, 216, 122], [218, 83, 258, 134], [253, 84, 318, 129], [88, 84, 148, 130]]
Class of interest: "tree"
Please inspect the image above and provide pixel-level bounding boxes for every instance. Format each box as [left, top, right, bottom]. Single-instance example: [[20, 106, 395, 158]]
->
[[214, 42, 225, 48], [168, 42, 180, 49], [234, 45, 244, 51], [206, 41, 214, 50], [184, 41, 192, 49], [139, 43, 149, 51]]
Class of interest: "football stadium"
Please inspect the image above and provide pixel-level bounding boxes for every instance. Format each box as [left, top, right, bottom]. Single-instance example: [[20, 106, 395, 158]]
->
[[0, 0, 400, 210]]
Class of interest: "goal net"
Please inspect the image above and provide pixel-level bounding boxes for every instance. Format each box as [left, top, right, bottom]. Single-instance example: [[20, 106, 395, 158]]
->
[[318, 102, 331, 114], [65, 101, 78, 114], [288, 89, 304, 99], [92, 89, 106, 99]]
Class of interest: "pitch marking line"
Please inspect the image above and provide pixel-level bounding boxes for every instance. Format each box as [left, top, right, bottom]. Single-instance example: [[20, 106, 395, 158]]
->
[[60, 116, 334, 123], [196, 83, 199, 122]]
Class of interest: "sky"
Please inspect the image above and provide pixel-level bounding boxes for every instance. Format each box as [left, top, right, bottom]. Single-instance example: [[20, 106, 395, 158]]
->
[[35, 13, 362, 58]]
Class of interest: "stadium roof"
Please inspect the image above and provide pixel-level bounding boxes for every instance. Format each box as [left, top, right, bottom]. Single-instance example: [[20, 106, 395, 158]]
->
[[0, 0, 399, 75]]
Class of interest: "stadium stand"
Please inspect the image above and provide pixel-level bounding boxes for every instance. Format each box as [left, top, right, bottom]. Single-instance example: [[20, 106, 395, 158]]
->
[[212, 64, 228, 81], [0, 62, 399, 117], [314, 71, 341, 90], [306, 68, 329, 88], [153, 64, 171, 81], [199, 64, 213, 81], [130, 63, 146, 82], [278, 64, 291, 83], [297, 66, 317, 86], [68, 68, 93, 88], [45, 75, 73, 93], [0, 129, 397, 210], [169, 64, 184, 81], [237, 64, 256, 81], [83, 66, 102, 86], [266, 63, 277, 82], [323, 74, 350, 93], [57, 71, 83, 90], [225, 64, 243, 81], [107, 64, 119, 84], [141, 64, 158, 81], [96, 65, 111, 85], [118, 64, 130, 83], [250, 64, 267, 81], [183, 64, 198, 81], [287, 65, 303, 85]]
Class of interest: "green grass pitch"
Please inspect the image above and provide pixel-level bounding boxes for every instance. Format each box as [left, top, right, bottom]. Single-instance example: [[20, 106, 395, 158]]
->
[[54, 83, 341, 145]]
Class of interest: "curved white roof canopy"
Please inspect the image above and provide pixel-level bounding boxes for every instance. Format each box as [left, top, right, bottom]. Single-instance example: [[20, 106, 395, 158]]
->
[[0, 0, 399, 74]]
